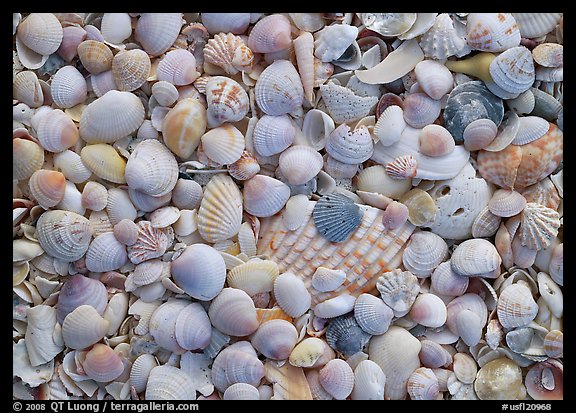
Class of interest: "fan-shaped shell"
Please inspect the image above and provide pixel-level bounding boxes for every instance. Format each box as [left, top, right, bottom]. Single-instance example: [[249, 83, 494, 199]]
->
[[223, 383, 260, 400], [13, 71, 44, 108], [17, 13, 63, 56], [251, 319, 298, 360], [36, 210, 92, 262], [113, 219, 139, 246], [156, 48, 199, 86], [403, 92, 442, 128], [243, 174, 290, 218], [320, 82, 378, 124], [211, 342, 265, 393], [247, 14, 292, 54], [36, 109, 79, 153], [325, 123, 373, 165], [61, 305, 109, 350], [497, 283, 539, 328], [111, 49, 151, 92], [409, 293, 447, 328], [208, 288, 259, 337], [471, 206, 501, 239], [386, 155, 418, 180], [205, 76, 249, 128], [134, 13, 183, 57], [512, 13, 562, 38], [100, 13, 132, 44], [402, 231, 448, 277], [252, 114, 295, 157], [28, 170, 66, 209], [376, 269, 419, 316], [325, 314, 371, 356], [407, 367, 439, 400], [419, 13, 470, 60], [145, 365, 195, 400], [162, 98, 207, 159], [228, 150, 261, 181], [419, 124, 455, 157], [126, 220, 169, 264], [77, 40, 113, 75], [106, 187, 137, 226], [351, 360, 386, 400], [56, 274, 108, 325], [85, 232, 128, 273], [175, 302, 212, 350], [513, 116, 550, 146], [467, 13, 521, 52], [450, 238, 501, 277], [373, 105, 405, 147], [13, 138, 44, 181], [445, 293, 488, 336], [381, 201, 409, 230], [82, 343, 124, 383], [130, 354, 158, 393], [200, 124, 245, 165], [311, 267, 346, 293], [354, 293, 393, 335], [255, 59, 304, 117], [312, 193, 364, 243], [148, 299, 189, 354], [204, 32, 253, 75], [489, 46, 535, 97], [50, 65, 87, 109], [227, 258, 278, 296], [518, 203, 560, 251], [278, 145, 323, 186], [319, 359, 354, 400]]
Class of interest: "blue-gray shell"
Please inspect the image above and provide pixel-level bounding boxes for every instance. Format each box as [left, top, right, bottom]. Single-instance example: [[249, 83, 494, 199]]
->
[[325, 313, 372, 356], [312, 193, 364, 243]]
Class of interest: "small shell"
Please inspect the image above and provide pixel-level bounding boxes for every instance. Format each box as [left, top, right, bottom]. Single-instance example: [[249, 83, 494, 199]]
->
[[312, 193, 364, 243], [403, 92, 442, 129], [145, 365, 195, 400], [252, 114, 295, 157], [17, 13, 63, 56], [13, 71, 44, 108], [13, 138, 44, 181], [351, 360, 386, 400], [325, 123, 373, 165], [156, 48, 199, 86], [273, 272, 311, 318], [453, 353, 478, 384], [28, 170, 66, 209], [175, 302, 212, 351], [77, 40, 113, 75], [301, 108, 335, 151], [56, 274, 108, 325], [485, 319, 504, 350], [398, 188, 437, 227], [419, 340, 452, 369], [381, 201, 409, 230], [61, 305, 109, 350], [134, 13, 183, 57], [208, 288, 259, 337], [79, 90, 145, 144], [50, 65, 87, 109], [414, 59, 454, 100], [279, 145, 323, 186], [319, 359, 355, 400], [418, 124, 455, 157], [162, 98, 207, 159], [354, 293, 394, 335], [113, 219, 139, 246], [82, 343, 124, 383], [319, 82, 378, 124], [409, 293, 447, 328], [106, 187, 137, 226], [445, 293, 488, 335], [85, 232, 128, 273], [293, 31, 315, 103], [471, 206, 501, 239], [507, 89, 536, 115], [255, 60, 304, 117], [518, 203, 560, 250], [205, 76, 249, 128], [148, 299, 189, 353], [243, 174, 290, 218], [373, 105, 405, 147], [251, 319, 298, 360], [524, 359, 563, 400], [247, 14, 292, 54], [513, 116, 550, 146], [543, 330, 563, 359], [532, 43, 563, 68], [111, 49, 151, 92], [280, 194, 309, 231], [223, 383, 260, 400], [126, 220, 169, 264], [497, 283, 539, 328], [227, 259, 279, 296], [149, 206, 180, 229], [289, 337, 328, 368], [128, 189, 171, 213], [407, 367, 439, 400], [204, 32, 253, 75], [450, 238, 502, 277], [210, 341, 265, 393], [376, 269, 420, 316], [466, 13, 521, 52], [130, 354, 158, 393], [548, 242, 563, 286], [386, 155, 418, 180], [36, 210, 92, 262], [489, 46, 535, 97], [151, 81, 178, 107], [199, 124, 244, 165], [311, 267, 346, 293], [314, 24, 358, 62], [419, 13, 470, 60], [171, 178, 203, 210], [462, 118, 498, 151], [100, 13, 132, 44], [314, 294, 356, 319], [402, 231, 448, 277]]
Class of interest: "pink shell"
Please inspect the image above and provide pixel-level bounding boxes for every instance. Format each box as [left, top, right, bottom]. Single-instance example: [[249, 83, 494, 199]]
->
[[386, 155, 418, 179], [247, 14, 292, 54]]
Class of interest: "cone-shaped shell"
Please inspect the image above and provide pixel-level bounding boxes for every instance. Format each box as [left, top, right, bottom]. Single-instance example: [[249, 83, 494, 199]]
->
[[320, 82, 378, 124], [125, 139, 178, 197], [354, 293, 394, 335], [467, 13, 521, 52], [497, 283, 538, 328], [451, 238, 502, 277], [243, 174, 290, 218], [197, 174, 243, 242], [134, 13, 183, 57], [145, 365, 195, 400], [205, 76, 249, 128], [175, 302, 212, 351], [251, 319, 298, 360], [162, 98, 207, 159], [36, 210, 92, 262], [17, 13, 63, 55], [79, 90, 145, 144], [112, 49, 151, 92], [312, 193, 364, 243], [255, 60, 304, 117], [56, 274, 108, 325], [319, 359, 354, 400], [28, 170, 66, 209], [156, 48, 199, 86], [294, 31, 315, 103], [279, 145, 323, 186], [211, 342, 265, 392], [62, 305, 109, 349], [325, 123, 373, 165], [13, 138, 44, 181], [200, 124, 245, 165], [50, 65, 87, 109], [37, 109, 79, 153], [77, 40, 113, 75], [208, 288, 259, 337], [248, 14, 292, 54], [252, 114, 295, 157]]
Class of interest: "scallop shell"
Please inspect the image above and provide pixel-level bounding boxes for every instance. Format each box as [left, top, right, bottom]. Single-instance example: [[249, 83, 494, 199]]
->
[[134, 13, 183, 57], [28, 170, 66, 209], [518, 203, 560, 251], [353, 293, 393, 336], [402, 231, 448, 277], [100, 13, 132, 44], [512, 13, 562, 38], [17, 13, 63, 56], [201, 13, 251, 35], [273, 272, 311, 318], [243, 174, 290, 218], [13, 71, 44, 108], [162, 98, 207, 159], [251, 319, 298, 360], [376, 269, 419, 316], [314, 23, 358, 62], [56, 274, 108, 325], [227, 259, 279, 296], [205, 76, 249, 128], [208, 288, 259, 337], [77, 40, 113, 75], [386, 155, 418, 180], [61, 305, 109, 350], [318, 359, 354, 400], [211, 341, 265, 393], [125, 139, 178, 197], [126, 220, 169, 264], [79, 90, 145, 144], [466, 13, 521, 52], [255, 59, 304, 117], [145, 365, 195, 400], [325, 313, 370, 356], [204, 32, 253, 76], [81, 145, 128, 186], [50, 65, 88, 109], [36, 210, 92, 262], [130, 354, 158, 393], [247, 14, 292, 54], [312, 193, 364, 243], [419, 13, 470, 60], [489, 46, 535, 97], [156, 48, 199, 86], [373, 105, 405, 147], [488, 189, 527, 218], [450, 238, 501, 277], [13, 138, 44, 181], [325, 123, 373, 165], [497, 283, 538, 328], [175, 302, 212, 351], [319, 82, 378, 124], [111, 49, 151, 92], [252, 114, 295, 157]]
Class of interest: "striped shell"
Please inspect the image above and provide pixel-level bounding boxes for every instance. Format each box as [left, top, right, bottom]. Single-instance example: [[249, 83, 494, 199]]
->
[[205, 76, 249, 128], [255, 59, 304, 117], [201, 124, 245, 165], [13, 138, 44, 180], [489, 46, 535, 97], [134, 13, 183, 57], [451, 238, 501, 277], [319, 359, 355, 400], [228, 150, 260, 181], [248, 14, 292, 54], [466, 13, 521, 52], [85, 232, 128, 273], [156, 48, 199, 86], [145, 365, 195, 400], [488, 189, 527, 218], [407, 367, 440, 400], [50, 65, 87, 109], [17, 13, 63, 55], [386, 155, 418, 180], [162, 98, 207, 159], [513, 116, 550, 146], [312, 193, 364, 243], [414, 59, 454, 100], [354, 293, 394, 335], [13, 71, 44, 108], [111, 49, 151, 92], [251, 319, 298, 360], [126, 220, 169, 264], [36, 210, 92, 262], [252, 114, 295, 157], [512, 13, 562, 38], [518, 203, 560, 251], [210, 341, 265, 392], [402, 92, 442, 129], [204, 32, 253, 75]]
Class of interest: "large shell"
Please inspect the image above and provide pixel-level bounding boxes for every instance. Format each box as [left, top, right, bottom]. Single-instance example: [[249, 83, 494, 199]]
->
[[85, 232, 128, 273], [125, 139, 178, 197], [466, 13, 521, 52], [56, 274, 108, 325], [243, 174, 290, 218], [134, 13, 183, 57], [255, 60, 304, 117], [162, 98, 207, 159], [156, 48, 199, 86], [489, 46, 535, 97], [325, 123, 373, 165], [17, 13, 63, 56], [497, 283, 538, 329], [111, 49, 151, 92], [402, 231, 448, 277], [414, 59, 454, 100], [419, 13, 470, 60], [205, 76, 249, 128], [50, 65, 88, 109], [145, 365, 195, 400], [79, 90, 145, 144], [208, 288, 259, 337], [247, 14, 292, 54], [36, 210, 92, 262], [77, 40, 112, 75], [312, 193, 364, 243], [319, 82, 378, 124], [175, 302, 212, 350]]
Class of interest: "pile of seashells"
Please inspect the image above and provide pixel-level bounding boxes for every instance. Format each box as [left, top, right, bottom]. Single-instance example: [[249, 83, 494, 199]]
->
[[13, 12, 563, 401]]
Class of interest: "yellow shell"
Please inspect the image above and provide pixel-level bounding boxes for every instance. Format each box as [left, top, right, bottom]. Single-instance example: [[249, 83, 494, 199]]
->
[[77, 40, 113, 75], [80, 144, 127, 184], [162, 98, 207, 159], [112, 49, 151, 92], [13, 138, 44, 180], [398, 188, 437, 226]]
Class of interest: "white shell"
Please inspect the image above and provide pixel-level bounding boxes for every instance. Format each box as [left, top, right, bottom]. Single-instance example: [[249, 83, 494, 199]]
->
[[247, 14, 292, 54], [409, 293, 447, 328], [455, 309, 483, 346], [462, 118, 498, 151], [151, 81, 179, 107], [403, 92, 442, 128], [373, 105, 405, 147], [54, 150, 92, 184], [414, 60, 454, 100], [512, 13, 562, 38], [302, 109, 335, 151], [325, 123, 373, 165], [489, 46, 535, 96], [13, 70, 44, 107], [36, 210, 92, 262], [407, 367, 440, 400], [488, 189, 527, 218], [17, 13, 63, 56], [376, 269, 420, 317], [252, 114, 295, 157], [451, 238, 502, 277], [294, 31, 315, 103], [255, 60, 304, 117], [430, 261, 469, 297], [201, 124, 245, 165], [145, 365, 195, 400], [175, 302, 212, 350], [282, 194, 310, 231], [85, 232, 128, 273], [311, 267, 346, 293], [210, 341, 264, 392], [130, 354, 158, 393], [273, 272, 311, 318], [148, 299, 189, 354], [61, 305, 109, 350], [134, 13, 183, 57], [243, 174, 290, 218], [251, 319, 298, 360], [512, 116, 550, 146], [50, 65, 88, 109], [25, 305, 64, 366], [354, 293, 394, 335], [172, 178, 203, 210], [208, 288, 259, 337], [157, 48, 199, 86], [402, 231, 448, 277], [106, 187, 137, 226], [279, 145, 323, 186], [82, 343, 125, 383], [201, 13, 251, 35], [226, 258, 279, 296], [314, 24, 358, 62], [351, 359, 386, 400], [223, 383, 260, 400], [319, 359, 355, 400], [467, 13, 521, 52], [319, 82, 378, 124], [314, 294, 356, 319], [100, 13, 132, 44]]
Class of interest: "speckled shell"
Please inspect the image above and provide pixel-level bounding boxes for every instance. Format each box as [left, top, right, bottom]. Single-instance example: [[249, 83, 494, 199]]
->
[[325, 123, 373, 165], [204, 32, 253, 76], [208, 288, 259, 337], [205, 76, 249, 128], [524, 359, 563, 400], [255, 60, 304, 117], [156, 48, 199, 86], [17, 13, 63, 56], [419, 13, 470, 60], [319, 82, 378, 124], [247, 14, 292, 54], [466, 13, 521, 52], [489, 46, 535, 96], [111, 49, 151, 92], [134, 13, 183, 57], [36, 210, 92, 262], [50, 65, 88, 109]]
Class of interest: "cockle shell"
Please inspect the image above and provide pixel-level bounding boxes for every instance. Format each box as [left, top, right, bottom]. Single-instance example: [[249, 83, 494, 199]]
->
[[488, 46, 535, 97], [513, 116, 550, 146], [36, 109, 79, 153], [471, 206, 501, 239], [319, 82, 378, 124], [128, 189, 171, 213], [205, 76, 249, 128], [255, 59, 304, 117], [162, 98, 207, 159], [418, 124, 455, 157], [319, 359, 354, 400], [171, 178, 203, 210], [17, 13, 63, 56], [462, 118, 498, 151], [50, 65, 87, 109], [56, 274, 108, 325], [100, 13, 132, 44], [488, 189, 527, 218], [151, 81, 178, 107], [175, 302, 212, 351], [373, 105, 405, 147], [197, 173, 242, 242], [497, 283, 539, 328], [127, 220, 169, 264], [311, 267, 346, 293], [403, 92, 442, 128], [113, 219, 139, 246], [251, 319, 298, 360], [134, 13, 183, 57], [13, 71, 44, 108], [273, 272, 311, 318], [82, 343, 124, 383], [145, 365, 195, 400], [211, 341, 265, 393], [247, 14, 292, 54], [325, 123, 373, 165], [353, 293, 393, 335], [414, 59, 453, 100], [407, 367, 439, 400], [106, 187, 137, 226], [111, 49, 151, 92], [243, 174, 290, 218], [312, 193, 364, 243], [77, 40, 113, 75], [532, 43, 563, 68], [451, 238, 501, 277], [156, 48, 199, 86], [36, 210, 92, 262], [252, 114, 295, 157], [223, 383, 260, 400], [13, 138, 44, 181], [466, 13, 521, 52], [130, 354, 158, 393], [79, 90, 145, 144], [351, 360, 386, 400], [419, 13, 470, 60], [386, 155, 418, 180], [89, 70, 117, 97], [227, 258, 278, 296], [409, 293, 447, 328], [85, 232, 128, 273], [402, 231, 448, 277], [543, 330, 563, 359], [61, 305, 109, 350], [313, 294, 356, 319], [314, 24, 358, 63], [148, 299, 189, 354], [445, 293, 488, 337], [208, 288, 259, 337], [279, 145, 323, 186], [512, 13, 562, 39], [518, 203, 560, 251], [28, 170, 66, 209]]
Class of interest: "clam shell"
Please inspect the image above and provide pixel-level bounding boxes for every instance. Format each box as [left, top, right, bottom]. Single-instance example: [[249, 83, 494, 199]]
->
[[497, 283, 539, 328], [251, 319, 298, 360], [282, 194, 311, 232], [471, 206, 501, 239], [36, 210, 92, 262], [373, 105, 405, 147], [312, 193, 364, 243], [162, 98, 207, 159], [243, 174, 290, 218], [126, 220, 169, 264], [325, 123, 373, 165], [543, 330, 563, 359], [50, 65, 87, 109], [255, 60, 304, 117], [518, 203, 560, 250], [407, 367, 439, 400], [100, 13, 132, 44], [419, 124, 455, 157], [402, 231, 448, 277], [376, 269, 419, 316], [313, 294, 356, 319], [418, 340, 452, 369], [24, 305, 64, 366], [125, 139, 178, 197], [79, 90, 145, 144], [201, 124, 245, 165], [289, 337, 329, 368], [489, 46, 535, 96], [532, 43, 563, 68], [398, 188, 437, 227], [403, 92, 441, 128], [474, 358, 524, 400], [208, 288, 259, 337], [85, 232, 128, 273], [151, 81, 178, 107], [132, 259, 164, 286], [247, 14, 292, 54], [273, 272, 311, 318], [252, 114, 295, 157], [89, 70, 117, 97], [314, 23, 358, 62], [467, 13, 521, 52], [37, 109, 79, 153], [512, 116, 550, 146], [488, 189, 527, 218], [414, 59, 454, 100], [512, 13, 562, 38], [462, 118, 498, 151], [319, 359, 354, 400], [445, 293, 488, 335], [211, 341, 265, 393], [302, 109, 335, 151], [409, 293, 447, 328], [134, 13, 183, 57], [106, 187, 137, 226], [13, 70, 44, 108], [353, 293, 393, 335], [455, 309, 483, 346], [419, 13, 470, 60], [156, 48, 199, 86], [381, 201, 409, 230], [111, 49, 151, 92], [319, 82, 378, 124], [175, 302, 212, 350], [227, 258, 278, 296], [62, 305, 109, 350], [227, 150, 260, 181], [113, 219, 139, 246], [171, 243, 226, 301], [197, 173, 243, 242], [279, 145, 323, 186], [453, 353, 478, 384], [172, 178, 203, 210], [56, 274, 108, 325], [205, 76, 249, 128], [82, 343, 124, 383], [350, 360, 386, 400], [17, 13, 63, 56], [145, 365, 195, 400], [507, 89, 536, 115], [56, 180, 85, 215], [201, 13, 251, 35], [524, 359, 563, 400], [28, 170, 66, 209], [13, 138, 44, 180], [148, 299, 189, 354], [128, 188, 171, 213], [450, 238, 501, 277], [130, 354, 158, 393], [311, 267, 346, 293]]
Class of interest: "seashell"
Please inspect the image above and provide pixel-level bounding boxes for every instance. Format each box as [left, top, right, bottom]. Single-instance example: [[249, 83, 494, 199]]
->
[[127, 189, 170, 213], [289, 337, 331, 369], [537, 271, 562, 318], [151, 81, 178, 108], [197, 173, 242, 242], [100, 13, 132, 44], [56, 274, 108, 325], [466, 13, 521, 52], [532, 43, 563, 68], [85, 232, 128, 273], [223, 383, 260, 400], [200, 124, 245, 165], [61, 305, 109, 350], [419, 340, 452, 369], [13, 138, 44, 181], [227, 258, 278, 296], [386, 155, 418, 180], [255, 60, 304, 117], [111, 49, 151, 92], [450, 238, 501, 277], [89, 69, 117, 97], [471, 206, 501, 239], [530, 87, 562, 122], [381, 201, 409, 230], [247, 14, 292, 54], [325, 123, 373, 164], [175, 302, 212, 351], [376, 269, 420, 316], [414, 60, 453, 101], [418, 125, 455, 158], [354, 293, 393, 336], [350, 359, 386, 400], [252, 114, 295, 157], [81, 343, 124, 384], [319, 359, 354, 400], [279, 145, 323, 186], [36, 210, 92, 262], [148, 299, 189, 354], [474, 358, 524, 400], [24, 305, 64, 366], [243, 174, 290, 218], [398, 12, 437, 40], [507, 89, 535, 116], [319, 82, 378, 124], [203, 291, 253, 338], [513, 116, 550, 146], [56, 180, 85, 215], [204, 33, 253, 76], [134, 13, 183, 57], [211, 341, 265, 393], [293, 31, 314, 103], [171, 178, 203, 210], [402, 231, 448, 277], [445, 293, 488, 335], [172, 208, 197, 237], [313, 294, 356, 319], [497, 283, 539, 328], [80, 90, 144, 144], [518, 203, 560, 251], [409, 293, 447, 328], [132, 258, 164, 286], [106, 187, 137, 226], [50, 65, 88, 110], [524, 359, 563, 400], [145, 365, 195, 400], [162, 98, 207, 159], [171, 243, 226, 301], [488, 46, 535, 98], [201, 13, 251, 35], [17, 13, 63, 56], [13, 70, 44, 108], [130, 354, 158, 393], [419, 13, 470, 60], [512, 13, 562, 39], [455, 309, 483, 346], [37, 109, 79, 153], [548, 243, 563, 286], [485, 319, 504, 350], [156, 48, 199, 86], [113, 219, 139, 246], [251, 319, 298, 360], [368, 326, 422, 400], [314, 24, 358, 63], [149, 206, 180, 229], [488, 189, 527, 218], [205, 76, 249, 128], [398, 188, 436, 227], [462, 118, 498, 151], [281, 194, 310, 232], [452, 353, 478, 385], [302, 108, 335, 151], [373, 105, 405, 147], [407, 367, 439, 400], [311, 267, 346, 293], [127, 220, 169, 264], [273, 272, 311, 318], [312, 193, 364, 243], [543, 330, 563, 359], [28, 170, 66, 209], [403, 92, 442, 129], [443, 81, 504, 143], [77, 40, 113, 75], [125, 139, 178, 197]]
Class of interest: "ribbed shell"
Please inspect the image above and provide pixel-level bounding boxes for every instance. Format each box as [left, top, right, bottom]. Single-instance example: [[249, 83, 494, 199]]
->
[[145, 365, 195, 400], [445, 293, 488, 334], [319, 359, 355, 400], [37, 109, 79, 153], [497, 283, 539, 328], [518, 203, 560, 250], [28, 169, 66, 209], [243, 174, 290, 218], [208, 288, 259, 337], [450, 238, 502, 277], [418, 124, 455, 157], [56, 274, 108, 325], [100, 13, 132, 44], [488, 189, 527, 218], [228, 150, 260, 181], [462, 118, 498, 151], [130, 354, 158, 393], [25, 305, 64, 366], [409, 293, 447, 328], [85, 232, 128, 273], [171, 178, 203, 210], [466, 13, 521, 52], [311, 267, 346, 293], [156, 48, 199, 86], [403, 93, 442, 129], [204, 32, 253, 75], [247, 14, 292, 54], [325, 314, 371, 356], [430, 261, 469, 296], [17, 13, 63, 55], [61, 305, 109, 350], [134, 13, 183, 57], [125, 139, 178, 197], [376, 269, 420, 315], [13, 71, 44, 108], [13, 138, 44, 180], [354, 293, 394, 335], [320, 82, 378, 124], [325, 123, 373, 165], [126, 220, 169, 264], [419, 13, 470, 60], [386, 155, 418, 180], [82, 343, 124, 383], [255, 59, 304, 116], [111, 49, 151, 92], [418, 340, 452, 369], [351, 360, 386, 400], [252, 114, 295, 157], [251, 319, 298, 360], [273, 272, 311, 318], [512, 13, 562, 38], [312, 193, 364, 243], [513, 116, 550, 146], [175, 302, 212, 350], [50, 65, 87, 109], [205, 76, 249, 128], [223, 383, 260, 400], [211, 343, 265, 393], [200, 124, 245, 165], [106, 187, 137, 226], [402, 231, 448, 277], [89, 70, 117, 97], [294, 31, 315, 103], [373, 105, 405, 147], [36, 210, 92, 262], [227, 259, 279, 296], [489, 46, 535, 95], [407, 367, 440, 400]]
